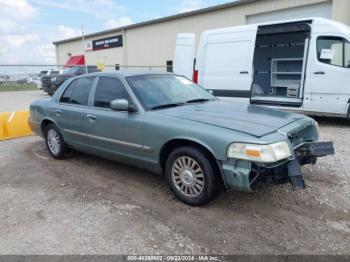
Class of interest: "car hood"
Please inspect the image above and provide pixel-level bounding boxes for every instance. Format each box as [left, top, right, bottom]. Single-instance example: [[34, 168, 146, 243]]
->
[[160, 101, 305, 137]]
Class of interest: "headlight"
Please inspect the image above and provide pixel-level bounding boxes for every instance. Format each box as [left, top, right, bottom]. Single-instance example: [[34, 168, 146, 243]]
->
[[51, 77, 57, 82], [227, 142, 292, 163]]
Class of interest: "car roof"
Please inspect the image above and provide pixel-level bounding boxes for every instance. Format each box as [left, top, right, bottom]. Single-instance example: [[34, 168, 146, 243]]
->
[[85, 70, 175, 78]]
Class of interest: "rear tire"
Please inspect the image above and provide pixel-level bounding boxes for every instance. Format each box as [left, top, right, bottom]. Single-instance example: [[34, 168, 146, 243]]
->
[[45, 123, 71, 159], [165, 146, 218, 206]]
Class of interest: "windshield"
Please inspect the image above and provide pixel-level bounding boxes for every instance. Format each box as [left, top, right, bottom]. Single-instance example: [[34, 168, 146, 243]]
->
[[127, 74, 215, 110]]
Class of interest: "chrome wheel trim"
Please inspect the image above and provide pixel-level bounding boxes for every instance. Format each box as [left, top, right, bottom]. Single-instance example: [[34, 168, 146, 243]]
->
[[171, 156, 205, 198], [47, 129, 61, 155]]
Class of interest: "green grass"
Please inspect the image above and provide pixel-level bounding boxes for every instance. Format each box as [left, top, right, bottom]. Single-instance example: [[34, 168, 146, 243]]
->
[[0, 83, 38, 92]]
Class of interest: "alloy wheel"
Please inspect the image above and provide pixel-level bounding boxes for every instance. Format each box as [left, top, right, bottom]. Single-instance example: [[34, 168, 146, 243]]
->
[[47, 128, 61, 155], [171, 156, 205, 198]]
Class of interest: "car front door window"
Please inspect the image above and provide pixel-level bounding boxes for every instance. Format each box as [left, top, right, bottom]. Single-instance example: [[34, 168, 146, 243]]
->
[[94, 76, 131, 108]]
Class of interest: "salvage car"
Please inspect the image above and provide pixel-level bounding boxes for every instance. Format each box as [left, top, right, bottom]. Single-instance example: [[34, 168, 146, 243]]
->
[[29, 72, 334, 205]]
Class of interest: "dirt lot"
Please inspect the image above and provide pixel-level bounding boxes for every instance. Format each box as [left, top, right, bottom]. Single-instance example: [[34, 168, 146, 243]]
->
[[0, 116, 349, 255]]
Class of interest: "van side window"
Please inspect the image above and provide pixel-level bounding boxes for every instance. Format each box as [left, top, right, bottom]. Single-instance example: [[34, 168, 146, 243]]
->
[[60, 80, 77, 103], [317, 36, 350, 68], [345, 41, 350, 68]]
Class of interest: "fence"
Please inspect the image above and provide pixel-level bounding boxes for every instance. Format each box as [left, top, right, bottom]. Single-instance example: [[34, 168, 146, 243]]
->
[[0, 64, 169, 91]]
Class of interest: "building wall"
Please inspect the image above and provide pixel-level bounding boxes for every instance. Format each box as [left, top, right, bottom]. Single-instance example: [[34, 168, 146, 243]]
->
[[332, 0, 350, 25], [55, 0, 350, 68]]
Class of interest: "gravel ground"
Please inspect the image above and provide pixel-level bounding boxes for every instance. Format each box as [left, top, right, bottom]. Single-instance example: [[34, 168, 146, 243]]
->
[[0, 117, 349, 255]]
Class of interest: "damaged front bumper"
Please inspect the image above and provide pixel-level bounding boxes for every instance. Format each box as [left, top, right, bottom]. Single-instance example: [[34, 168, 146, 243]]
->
[[220, 141, 335, 192]]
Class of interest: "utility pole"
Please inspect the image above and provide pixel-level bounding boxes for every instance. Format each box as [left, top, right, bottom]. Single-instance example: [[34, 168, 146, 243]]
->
[[81, 26, 88, 73]]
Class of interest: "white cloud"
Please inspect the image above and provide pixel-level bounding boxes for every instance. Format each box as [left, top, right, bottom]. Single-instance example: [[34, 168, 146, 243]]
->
[[36, 44, 56, 63], [58, 25, 82, 39], [0, 0, 38, 21], [178, 0, 204, 13], [2, 33, 39, 49], [0, 33, 56, 64], [0, 0, 38, 34], [31, 0, 126, 20], [0, 19, 19, 34], [0, 0, 55, 64], [105, 16, 133, 29]]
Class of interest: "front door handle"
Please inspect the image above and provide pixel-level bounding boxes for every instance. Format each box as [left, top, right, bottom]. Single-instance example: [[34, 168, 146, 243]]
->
[[87, 114, 97, 122], [240, 71, 249, 74], [313, 71, 325, 75], [55, 110, 62, 117]]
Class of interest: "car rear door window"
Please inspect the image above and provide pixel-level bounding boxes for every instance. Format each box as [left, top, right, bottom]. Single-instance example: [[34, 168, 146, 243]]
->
[[70, 77, 94, 106], [60, 80, 77, 103], [94, 77, 131, 108]]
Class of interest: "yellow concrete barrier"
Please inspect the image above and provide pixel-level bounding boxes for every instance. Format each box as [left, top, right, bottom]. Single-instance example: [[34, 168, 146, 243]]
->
[[0, 110, 33, 141]]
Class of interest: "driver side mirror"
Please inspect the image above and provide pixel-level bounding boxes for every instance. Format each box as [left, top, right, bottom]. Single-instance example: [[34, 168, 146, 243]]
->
[[110, 99, 137, 112]]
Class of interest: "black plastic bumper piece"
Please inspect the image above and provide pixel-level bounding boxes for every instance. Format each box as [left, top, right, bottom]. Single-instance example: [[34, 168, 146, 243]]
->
[[287, 159, 305, 190], [295, 142, 335, 159]]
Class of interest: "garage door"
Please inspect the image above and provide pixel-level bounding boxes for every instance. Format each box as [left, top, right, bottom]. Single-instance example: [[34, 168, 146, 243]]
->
[[247, 3, 332, 24]]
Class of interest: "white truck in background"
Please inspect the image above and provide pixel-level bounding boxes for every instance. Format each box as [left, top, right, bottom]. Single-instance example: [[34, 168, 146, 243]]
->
[[173, 18, 350, 118]]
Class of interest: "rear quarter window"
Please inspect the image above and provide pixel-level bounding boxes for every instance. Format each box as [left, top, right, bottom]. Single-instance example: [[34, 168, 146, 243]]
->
[[59, 80, 77, 103]]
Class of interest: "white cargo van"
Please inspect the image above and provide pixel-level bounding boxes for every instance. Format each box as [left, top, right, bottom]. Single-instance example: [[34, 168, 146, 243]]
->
[[173, 18, 350, 118]]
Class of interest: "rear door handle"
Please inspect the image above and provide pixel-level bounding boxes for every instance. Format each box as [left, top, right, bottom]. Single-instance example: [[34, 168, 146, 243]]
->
[[87, 114, 97, 122], [240, 71, 249, 74], [313, 71, 325, 75], [55, 110, 62, 117]]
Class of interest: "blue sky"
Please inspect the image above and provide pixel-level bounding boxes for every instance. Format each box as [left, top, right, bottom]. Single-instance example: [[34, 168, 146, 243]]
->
[[0, 0, 231, 64]]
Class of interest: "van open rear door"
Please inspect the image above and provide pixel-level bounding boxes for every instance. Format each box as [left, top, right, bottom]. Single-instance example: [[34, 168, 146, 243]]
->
[[173, 33, 195, 79]]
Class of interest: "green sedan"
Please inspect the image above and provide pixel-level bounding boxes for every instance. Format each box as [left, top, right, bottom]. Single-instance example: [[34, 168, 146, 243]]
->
[[29, 72, 334, 205]]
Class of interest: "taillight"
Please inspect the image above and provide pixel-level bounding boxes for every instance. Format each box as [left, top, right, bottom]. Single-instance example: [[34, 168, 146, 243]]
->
[[193, 70, 198, 84]]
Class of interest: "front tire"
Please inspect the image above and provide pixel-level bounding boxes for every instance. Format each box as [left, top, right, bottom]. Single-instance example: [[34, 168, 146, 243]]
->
[[165, 146, 218, 206], [45, 123, 71, 159]]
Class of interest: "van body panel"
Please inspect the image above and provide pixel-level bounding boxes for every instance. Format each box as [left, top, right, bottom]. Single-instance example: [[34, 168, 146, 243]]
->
[[173, 33, 195, 79], [196, 26, 257, 97], [303, 31, 350, 115]]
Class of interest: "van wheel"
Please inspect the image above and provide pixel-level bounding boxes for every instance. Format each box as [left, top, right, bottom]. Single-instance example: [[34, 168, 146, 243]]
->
[[45, 124, 71, 159], [165, 146, 218, 206]]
